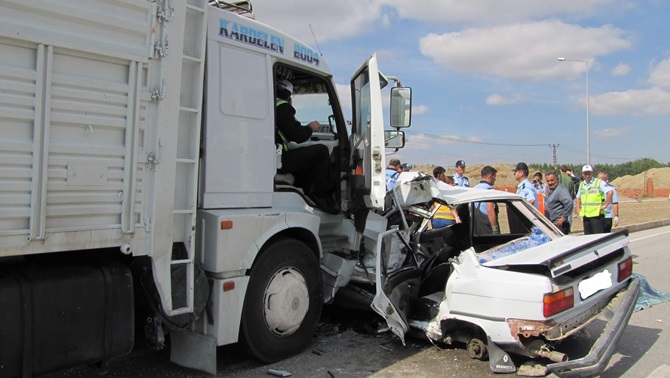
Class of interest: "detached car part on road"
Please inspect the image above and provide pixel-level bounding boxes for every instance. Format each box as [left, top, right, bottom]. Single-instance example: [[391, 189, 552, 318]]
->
[[340, 172, 640, 376]]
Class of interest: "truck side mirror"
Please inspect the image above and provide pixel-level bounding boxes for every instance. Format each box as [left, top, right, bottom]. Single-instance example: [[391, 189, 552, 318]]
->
[[384, 130, 406, 149], [389, 87, 412, 128]]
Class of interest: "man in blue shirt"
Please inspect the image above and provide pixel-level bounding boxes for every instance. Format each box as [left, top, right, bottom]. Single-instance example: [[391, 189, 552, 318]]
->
[[452, 160, 470, 187], [473, 165, 499, 234], [513, 162, 537, 208], [598, 172, 619, 232], [385, 158, 401, 191]]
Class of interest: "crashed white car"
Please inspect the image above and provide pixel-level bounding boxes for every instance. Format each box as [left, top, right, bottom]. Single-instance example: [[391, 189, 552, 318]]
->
[[345, 172, 640, 377]]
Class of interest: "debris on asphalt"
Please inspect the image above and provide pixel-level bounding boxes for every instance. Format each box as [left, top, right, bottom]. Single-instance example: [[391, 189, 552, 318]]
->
[[517, 361, 549, 376], [267, 369, 292, 377]]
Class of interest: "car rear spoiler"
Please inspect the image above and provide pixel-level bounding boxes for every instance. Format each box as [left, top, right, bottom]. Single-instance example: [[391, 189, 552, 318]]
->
[[483, 229, 629, 279]]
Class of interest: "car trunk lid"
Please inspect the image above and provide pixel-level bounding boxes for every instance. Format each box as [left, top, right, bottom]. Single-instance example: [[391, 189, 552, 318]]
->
[[480, 229, 629, 279]]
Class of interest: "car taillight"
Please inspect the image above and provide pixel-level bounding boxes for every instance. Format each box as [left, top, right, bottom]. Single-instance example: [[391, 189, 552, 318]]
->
[[543, 287, 574, 317], [618, 257, 633, 282]]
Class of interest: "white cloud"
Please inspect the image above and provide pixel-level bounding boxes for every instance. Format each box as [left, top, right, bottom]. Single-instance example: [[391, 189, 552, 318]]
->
[[611, 63, 631, 76], [403, 133, 439, 152], [593, 127, 630, 138], [591, 87, 670, 115], [486, 93, 523, 105], [381, 0, 616, 25], [251, 0, 382, 43], [419, 20, 631, 81], [648, 57, 670, 89], [412, 104, 429, 115], [589, 58, 670, 115]]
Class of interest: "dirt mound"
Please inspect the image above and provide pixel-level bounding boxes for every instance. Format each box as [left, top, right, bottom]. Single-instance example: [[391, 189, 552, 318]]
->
[[411, 163, 518, 187], [611, 167, 670, 190]]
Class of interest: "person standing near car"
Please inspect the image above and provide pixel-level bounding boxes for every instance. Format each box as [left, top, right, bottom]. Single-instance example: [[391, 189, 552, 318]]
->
[[452, 160, 470, 187], [431, 166, 458, 228], [544, 170, 573, 234], [473, 166, 499, 235], [513, 162, 537, 208], [574, 165, 613, 234], [559, 165, 577, 199], [385, 158, 402, 191], [598, 172, 619, 232]]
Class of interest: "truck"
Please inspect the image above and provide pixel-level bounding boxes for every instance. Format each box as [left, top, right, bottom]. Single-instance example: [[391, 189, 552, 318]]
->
[[0, 0, 410, 375], [0, 0, 639, 377]]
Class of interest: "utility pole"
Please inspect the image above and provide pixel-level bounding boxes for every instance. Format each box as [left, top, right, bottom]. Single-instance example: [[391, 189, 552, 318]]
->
[[548, 144, 559, 166]]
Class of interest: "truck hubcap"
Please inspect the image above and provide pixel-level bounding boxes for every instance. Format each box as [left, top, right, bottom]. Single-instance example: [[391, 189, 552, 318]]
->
[[263, 267, 309, 336]]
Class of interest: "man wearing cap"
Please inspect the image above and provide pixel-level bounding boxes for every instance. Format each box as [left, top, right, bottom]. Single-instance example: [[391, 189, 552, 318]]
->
[[452, 160, 470, 187], [275, 80, 334, 212], [513, 162, 538, 208], [574, 165, 613, 234]]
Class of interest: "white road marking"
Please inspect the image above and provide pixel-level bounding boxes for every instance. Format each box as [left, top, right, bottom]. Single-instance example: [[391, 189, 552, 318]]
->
[[630, 229, 670, 243]]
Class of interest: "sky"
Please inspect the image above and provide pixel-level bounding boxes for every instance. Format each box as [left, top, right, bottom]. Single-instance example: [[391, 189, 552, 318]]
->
[[251, 0, 670, 167]]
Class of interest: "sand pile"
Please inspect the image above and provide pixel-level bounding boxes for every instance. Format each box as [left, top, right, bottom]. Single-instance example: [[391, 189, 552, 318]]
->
[[611, 167, 670, 190]]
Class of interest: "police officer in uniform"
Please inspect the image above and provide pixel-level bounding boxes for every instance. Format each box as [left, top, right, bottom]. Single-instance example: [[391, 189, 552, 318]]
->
[[452, 160, 470, 187], [512, 162, 538, 208]]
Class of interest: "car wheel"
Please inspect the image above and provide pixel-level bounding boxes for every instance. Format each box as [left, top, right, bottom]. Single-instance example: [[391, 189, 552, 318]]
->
[[467, 337, 489, 360]]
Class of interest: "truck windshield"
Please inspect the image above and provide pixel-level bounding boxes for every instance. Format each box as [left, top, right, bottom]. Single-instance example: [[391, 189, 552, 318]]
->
[[291, 92, 336, 133]]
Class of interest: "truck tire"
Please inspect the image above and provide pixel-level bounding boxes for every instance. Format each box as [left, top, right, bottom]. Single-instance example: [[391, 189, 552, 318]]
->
[[240, 239, 323, 362]]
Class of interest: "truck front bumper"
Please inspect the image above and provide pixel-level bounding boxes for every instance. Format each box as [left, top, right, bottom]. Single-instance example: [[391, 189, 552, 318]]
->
[[547, 276, 641, 377]]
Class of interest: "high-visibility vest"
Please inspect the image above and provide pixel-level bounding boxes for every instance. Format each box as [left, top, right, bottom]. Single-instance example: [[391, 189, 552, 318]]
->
[[434, 204, 456, 221], [275, 99, 291, 151], [579, 178, 604, 218]]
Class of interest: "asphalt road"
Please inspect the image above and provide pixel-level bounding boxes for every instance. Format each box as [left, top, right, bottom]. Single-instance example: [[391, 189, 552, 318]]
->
[[49, 226, 670, 378], [605, 226, 670, 378]]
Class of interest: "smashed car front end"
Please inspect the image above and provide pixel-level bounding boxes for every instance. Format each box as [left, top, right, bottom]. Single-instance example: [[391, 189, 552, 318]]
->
[[372, 173, 640, 376]]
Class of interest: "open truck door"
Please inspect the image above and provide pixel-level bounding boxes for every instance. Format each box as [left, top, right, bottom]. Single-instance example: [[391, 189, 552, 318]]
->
[[350, 54, 387, 211], [350, 55, 416, 342]]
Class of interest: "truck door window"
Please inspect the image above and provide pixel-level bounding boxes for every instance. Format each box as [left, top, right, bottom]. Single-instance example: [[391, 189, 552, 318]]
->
[[351, 70, 371, 146]]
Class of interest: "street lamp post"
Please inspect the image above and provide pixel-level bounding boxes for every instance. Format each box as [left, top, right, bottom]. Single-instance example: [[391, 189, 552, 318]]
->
[[558, 57, 590, 165]]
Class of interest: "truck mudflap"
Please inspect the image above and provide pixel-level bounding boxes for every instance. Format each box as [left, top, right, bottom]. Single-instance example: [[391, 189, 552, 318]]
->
[[547, 276, 641, 377]]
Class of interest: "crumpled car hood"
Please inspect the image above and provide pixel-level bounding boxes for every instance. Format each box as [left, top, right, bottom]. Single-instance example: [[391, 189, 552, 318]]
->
[[391, 171, 522, 207]]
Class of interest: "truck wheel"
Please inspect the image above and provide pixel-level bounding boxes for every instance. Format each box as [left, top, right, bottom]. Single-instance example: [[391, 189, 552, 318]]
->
[[240, 239, 323, 363], [467, 338, 489, 360]]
